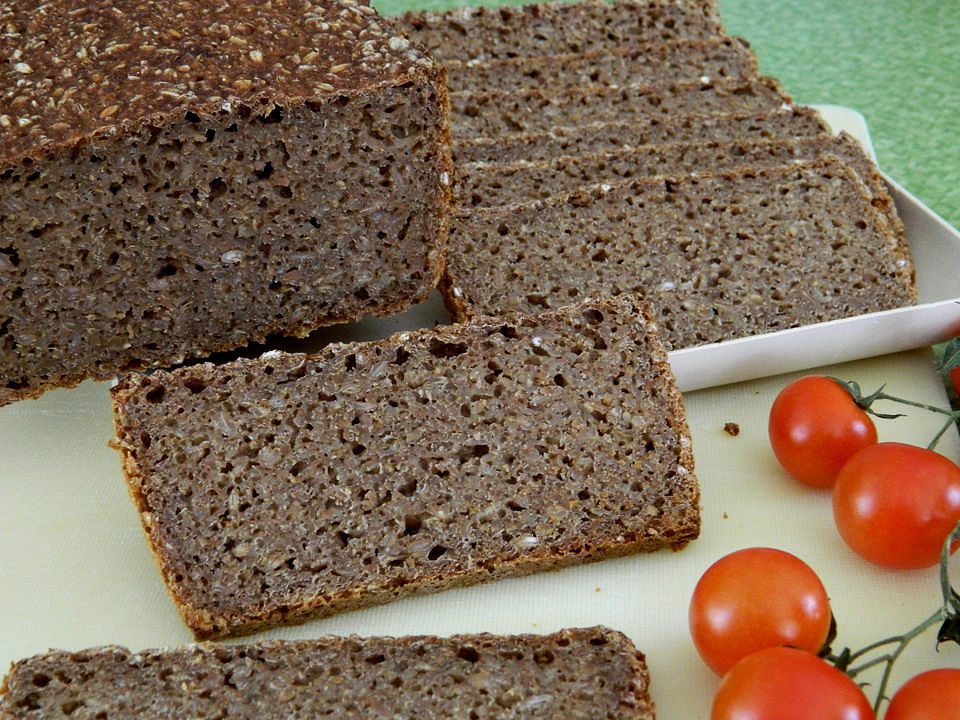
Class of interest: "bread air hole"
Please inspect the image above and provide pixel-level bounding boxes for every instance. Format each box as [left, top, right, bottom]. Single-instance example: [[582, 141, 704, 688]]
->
[[457, 646, 480, 662], [428, 339, 467, 358]]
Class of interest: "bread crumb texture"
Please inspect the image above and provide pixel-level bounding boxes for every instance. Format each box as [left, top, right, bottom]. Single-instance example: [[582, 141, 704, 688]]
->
[[111, 295, 699, 638], [0, 628, 656, 720]]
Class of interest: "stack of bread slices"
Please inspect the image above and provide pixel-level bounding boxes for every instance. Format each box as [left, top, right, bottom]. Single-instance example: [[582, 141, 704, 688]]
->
[[395, 0, 916, 351]]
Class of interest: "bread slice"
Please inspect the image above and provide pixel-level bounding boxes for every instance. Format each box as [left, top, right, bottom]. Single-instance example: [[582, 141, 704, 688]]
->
[[457, 133, 899, 223], [395, 0, 724, 62], [452, 77, 791, 140], [110, 295, 699, 639], [0, 628, 655, 720], [441, 157, 916, 350], [0, 0, 451, 406], [446, 36, 758, 95], [454, 107, 830, 165]]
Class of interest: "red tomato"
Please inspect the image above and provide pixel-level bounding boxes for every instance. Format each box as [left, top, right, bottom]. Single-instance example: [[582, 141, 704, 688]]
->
[[711, 647, 874, 720], [885, 669, 960, 720], [689, 547, 832, 676], [833, 442, 960, 569], [769, 375, 877, 488]]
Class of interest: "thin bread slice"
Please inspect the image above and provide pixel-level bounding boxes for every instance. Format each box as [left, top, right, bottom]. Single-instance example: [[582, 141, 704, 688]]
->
[[454, 107, 830, 165], [441, 157, 916, 350], [458, 130, 908, 270], [451, 77, 791, 140], [0, 628, 656, 720], [110, 295, 699, 639], [447, 36, 758, 95], [395, 0, 724, 62], [457, 132, 897, 220]]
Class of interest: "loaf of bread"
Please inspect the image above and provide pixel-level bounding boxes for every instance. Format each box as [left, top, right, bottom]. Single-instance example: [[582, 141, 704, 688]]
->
[[0, 628, 655, 720], [451, 77, 791, 140], [111, 295, 699, 639], [0, 0, 451, 405], [446, 37, 758, 95], [395, 0, 724, 62], [442, 157, 916, 350], [458, 133, 899, 224], [453, 107, 830, 165]]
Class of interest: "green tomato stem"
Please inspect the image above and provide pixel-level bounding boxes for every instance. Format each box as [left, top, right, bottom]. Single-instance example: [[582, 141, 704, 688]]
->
[[928, 414, 960, 451], [834, 517, 960, 714], [868, 390, 960, 418]]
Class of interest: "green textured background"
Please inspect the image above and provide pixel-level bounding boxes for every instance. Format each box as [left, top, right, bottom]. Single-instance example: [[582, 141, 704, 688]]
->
[[375, 0, 960, 230]]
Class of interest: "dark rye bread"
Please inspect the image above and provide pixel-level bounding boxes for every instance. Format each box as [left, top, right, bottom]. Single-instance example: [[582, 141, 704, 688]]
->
[[110, 295, 699, 639], [0, 0, 451, 405], [454, 107, 830, 165], [457, 133, 901, 227], [395, 0, 725, 62], [441, 157, 916, 351], [451, 77, 790, 140], [0, 628, 656, 720], [446, 36, 759, 95]]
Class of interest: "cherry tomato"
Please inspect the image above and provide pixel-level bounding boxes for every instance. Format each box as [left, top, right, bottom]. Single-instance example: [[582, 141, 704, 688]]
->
[[885, 668, 960, 720], [833, 442, 960, 569], [689, 547, 832, 676], [711, 647, 874, 720], [769, 375, 877, 488]]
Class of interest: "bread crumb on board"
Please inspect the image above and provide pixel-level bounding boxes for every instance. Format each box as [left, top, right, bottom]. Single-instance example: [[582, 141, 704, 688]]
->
[[723, 422, 741, 436]]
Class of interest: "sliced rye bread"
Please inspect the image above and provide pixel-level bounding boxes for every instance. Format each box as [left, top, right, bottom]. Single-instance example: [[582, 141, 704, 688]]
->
[[447, 36, 758, 95], [440, 157, 916, 351], [454, 107, 830, 165], [0, 628, 656, 720], [111, 295, 699, 639], [456, 133, 904, 238], [451, 77, 791, 140], [0, 0, 451, 406], [395, 0, 725, 62]]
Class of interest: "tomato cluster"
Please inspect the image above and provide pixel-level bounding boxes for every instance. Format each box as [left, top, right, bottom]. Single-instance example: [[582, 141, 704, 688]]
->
[[689, 372, 960, 718], [768, 375, 960, 570]]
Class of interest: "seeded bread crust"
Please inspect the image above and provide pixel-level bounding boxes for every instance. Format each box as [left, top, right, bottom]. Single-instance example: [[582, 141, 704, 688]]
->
[[453, 107, 830, 165], [0, 0, 452, 405], [451, 76, 791, 140], [111, 295, 698, 639], [440, 157, 916, 348], [395, 0, 725, 62], [446, 36, 758, 95], [0, 628, 656, 720]]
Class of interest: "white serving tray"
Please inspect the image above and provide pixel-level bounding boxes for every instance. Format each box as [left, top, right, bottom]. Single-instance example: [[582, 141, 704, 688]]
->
[[667, 105, 960, 391]]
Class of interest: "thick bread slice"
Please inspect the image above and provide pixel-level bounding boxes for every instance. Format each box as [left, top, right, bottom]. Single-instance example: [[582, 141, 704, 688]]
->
[[441, 157, 916, 350], [451, 77, 791, 140], [395, 0, 725, 62], [110, 295, 699, 639], [0, 628, 656, 720], [447, 37, 759, 95], [454, 107, 830, 165], [0, 0, 451, 406]]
